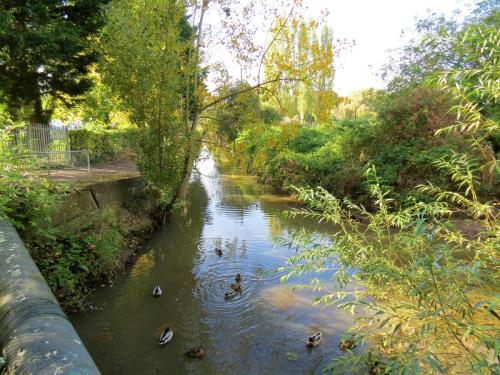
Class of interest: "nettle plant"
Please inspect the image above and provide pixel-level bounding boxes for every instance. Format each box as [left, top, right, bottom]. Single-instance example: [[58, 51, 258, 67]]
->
[[281, 162, 499, 374]]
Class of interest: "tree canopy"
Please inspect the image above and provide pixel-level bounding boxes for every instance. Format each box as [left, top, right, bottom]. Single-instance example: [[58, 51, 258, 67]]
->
[[0, 0, 109, 123]]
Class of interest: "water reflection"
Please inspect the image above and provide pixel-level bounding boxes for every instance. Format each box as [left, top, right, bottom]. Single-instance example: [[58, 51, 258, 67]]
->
[[71, 151, 356, 374]]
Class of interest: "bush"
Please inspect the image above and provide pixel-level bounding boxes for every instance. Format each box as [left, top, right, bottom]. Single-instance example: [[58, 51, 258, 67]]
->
[[33, 207, 124, 308], [284, 163, 499, 374], [260, 105, 283, 124], [69, 127, 139, 163], [288, 127, 330, 153]]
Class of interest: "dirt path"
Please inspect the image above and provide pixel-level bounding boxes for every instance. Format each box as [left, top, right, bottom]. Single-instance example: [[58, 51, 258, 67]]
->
[[45, 157, 140, 184]]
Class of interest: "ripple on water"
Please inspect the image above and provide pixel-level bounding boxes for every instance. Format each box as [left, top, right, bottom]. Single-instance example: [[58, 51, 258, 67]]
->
[[191, 238, 286, 339]]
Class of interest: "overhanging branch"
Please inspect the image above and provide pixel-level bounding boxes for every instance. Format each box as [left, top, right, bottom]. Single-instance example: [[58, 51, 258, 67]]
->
[[200, 76, 307, 112]]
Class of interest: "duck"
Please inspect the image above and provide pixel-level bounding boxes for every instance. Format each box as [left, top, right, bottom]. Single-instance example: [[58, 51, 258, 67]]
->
[[215, 238, 222, 256], [229, 282, 241, 292], [235, 274, 242, 283], [159, 327, 173, 345], [152, 285, 162, 297], [339, 335, 357, 351], [184, 346, 205, 358], [306, 332, 322, 348], [224, 290, 238, 300]]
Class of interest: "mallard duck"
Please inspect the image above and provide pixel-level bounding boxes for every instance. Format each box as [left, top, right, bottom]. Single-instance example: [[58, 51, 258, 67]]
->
[[152, 285, 162, 297], [339, 336, 356, 350], [235, 274, 242, 283], [159, 327, 173, 345], [229, 282, 241, 292], [185, 346, 205, 358], [215, 238, 223, 256], [224, 290, 238, 300], [306, 332, 322, 348]]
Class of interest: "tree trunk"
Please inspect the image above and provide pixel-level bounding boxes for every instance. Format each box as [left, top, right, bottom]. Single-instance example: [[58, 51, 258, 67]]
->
[[28, 88, 51, 152]]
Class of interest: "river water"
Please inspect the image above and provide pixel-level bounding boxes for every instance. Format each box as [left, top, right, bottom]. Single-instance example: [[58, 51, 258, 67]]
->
[[71, 152, 356, 374]]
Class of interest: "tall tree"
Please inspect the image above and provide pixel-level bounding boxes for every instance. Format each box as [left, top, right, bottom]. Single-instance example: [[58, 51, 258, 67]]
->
[[263, 19, 337, 122], [0, 0, 109, 124], [103, 0, 192, 204]]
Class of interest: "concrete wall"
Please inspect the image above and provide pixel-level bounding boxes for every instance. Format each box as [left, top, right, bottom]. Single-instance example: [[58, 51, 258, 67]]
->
[[0, 177, 151, 374], [0, 220, 101, 375], [54, 177, 147, 227]]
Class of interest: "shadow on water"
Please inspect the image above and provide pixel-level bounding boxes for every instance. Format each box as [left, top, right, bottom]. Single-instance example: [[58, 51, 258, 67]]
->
[[71, 151, 357, 374]]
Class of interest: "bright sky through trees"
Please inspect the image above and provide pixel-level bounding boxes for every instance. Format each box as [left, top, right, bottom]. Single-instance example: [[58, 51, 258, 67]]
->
[[205, 0, 474, 96], [316, 0, 473, 95]]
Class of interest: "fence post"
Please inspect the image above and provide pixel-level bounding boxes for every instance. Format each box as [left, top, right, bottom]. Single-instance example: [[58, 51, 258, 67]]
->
[[46, 153, 50, 177], [86, 150, 91, 179]]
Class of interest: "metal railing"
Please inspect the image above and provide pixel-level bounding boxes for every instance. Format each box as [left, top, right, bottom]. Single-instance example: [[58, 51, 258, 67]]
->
[[27, 150, 91, 178], [5, 124, 91, 179], [12, 124, 71, 154]]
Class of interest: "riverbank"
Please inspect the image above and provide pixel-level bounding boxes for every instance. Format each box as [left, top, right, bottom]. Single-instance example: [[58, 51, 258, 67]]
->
[[26, 176, 160, 311]]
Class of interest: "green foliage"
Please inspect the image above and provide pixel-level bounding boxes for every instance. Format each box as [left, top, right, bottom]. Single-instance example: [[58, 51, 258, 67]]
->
[[375, 86, 454, 142], [0, 0, 109, 122], [211, 82, 261, 143], [102, 0, 193, 204], [34, 207, 124, 309], [260, 105, 283, 124], [234, 108, 463, 200], [282, 163, 499, 374], [1, 127, 127, 309], [263, 18, 338, 122], [0, 126, 62, 235], [435, 15, 500, 180], [69, 127, 140, 163], [74, 74, 123, 128], [288, 127, 330, 153], [332, 89, 381, 121], [277, 7, 500, 372]]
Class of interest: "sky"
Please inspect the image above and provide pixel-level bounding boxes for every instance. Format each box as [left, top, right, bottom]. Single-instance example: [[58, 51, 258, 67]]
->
[[205, 0, 476, 97], [306, 0, 475, 95]]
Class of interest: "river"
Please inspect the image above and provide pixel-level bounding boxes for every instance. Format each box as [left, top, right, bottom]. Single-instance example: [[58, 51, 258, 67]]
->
[[71, 151, 356, 374]]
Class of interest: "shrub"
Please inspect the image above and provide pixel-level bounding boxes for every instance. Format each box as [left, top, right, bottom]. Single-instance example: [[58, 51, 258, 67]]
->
[[34, 207, 124, 308], [283, 163, 499, 374], [69, 127, 139, 163], [260, 105, 283, 124]]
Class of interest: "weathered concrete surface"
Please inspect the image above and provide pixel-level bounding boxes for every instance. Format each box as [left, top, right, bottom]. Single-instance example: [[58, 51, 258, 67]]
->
[[53, 177, 146, 227], [0, 220, 100, 375], [88, 177, 146, 209]]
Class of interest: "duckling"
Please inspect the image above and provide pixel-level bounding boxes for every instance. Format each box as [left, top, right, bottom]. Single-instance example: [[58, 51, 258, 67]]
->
[[229, 282, 241, 292], [159, 327, 173, 345], [306, 332, 322, 348], [215, 248, 223, 256], [224, 290, 238, 300], [235, 274, 242, 283], [339, 335, 357, 351], [152, 285, 162, 297], [184, 346, 205, 358]]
